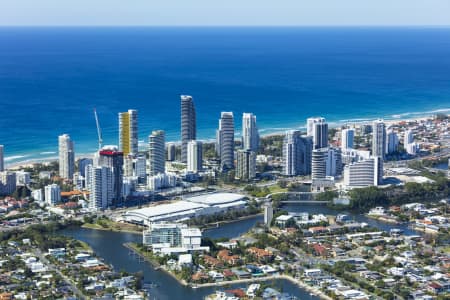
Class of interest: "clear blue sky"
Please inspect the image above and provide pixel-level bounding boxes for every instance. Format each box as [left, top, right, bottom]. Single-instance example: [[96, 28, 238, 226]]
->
[[1, 0, 450, 26]]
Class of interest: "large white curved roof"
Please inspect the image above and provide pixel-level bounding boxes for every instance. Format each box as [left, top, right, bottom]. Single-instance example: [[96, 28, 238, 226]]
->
[[185, 193, 245, 205]]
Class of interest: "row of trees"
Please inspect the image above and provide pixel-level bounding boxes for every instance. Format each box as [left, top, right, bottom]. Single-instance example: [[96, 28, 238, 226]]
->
[[348, 173, 450, 211]]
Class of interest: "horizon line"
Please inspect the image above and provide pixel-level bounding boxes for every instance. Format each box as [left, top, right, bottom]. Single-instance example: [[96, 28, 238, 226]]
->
[[1, 24, 450, 28]]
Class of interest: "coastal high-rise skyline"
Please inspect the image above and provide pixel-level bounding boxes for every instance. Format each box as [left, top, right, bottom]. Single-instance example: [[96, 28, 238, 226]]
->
[[216, 112, 235, 171], [149, 130, 166, 176], [119, 109, 138, 156], [242, 113, 259, 152], [58, 134, 75, 180], [181, 95, 196, 163]]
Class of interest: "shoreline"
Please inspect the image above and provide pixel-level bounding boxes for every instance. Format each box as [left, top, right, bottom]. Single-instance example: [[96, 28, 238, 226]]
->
[[124, 242, 332, 300], [200, 212, 263, 231], [4, 111, 447, 169], [81, 223, 143, 235]]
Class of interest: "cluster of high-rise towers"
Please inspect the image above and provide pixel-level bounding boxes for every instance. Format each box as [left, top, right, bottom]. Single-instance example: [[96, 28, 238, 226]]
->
[[56, 95, 260, 210], [0, 96, 419, 207], [50, 95, 421, 208]]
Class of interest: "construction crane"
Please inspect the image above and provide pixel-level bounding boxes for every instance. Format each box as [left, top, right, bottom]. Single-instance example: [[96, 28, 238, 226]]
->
[[94, 108, 103, 150]]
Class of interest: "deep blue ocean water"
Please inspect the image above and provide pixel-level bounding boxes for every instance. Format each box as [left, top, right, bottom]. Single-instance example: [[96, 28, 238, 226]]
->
[[1, 27, 450, 164]]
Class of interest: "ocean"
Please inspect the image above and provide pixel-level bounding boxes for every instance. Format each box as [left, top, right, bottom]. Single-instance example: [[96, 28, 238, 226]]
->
[[1, 27, 450, 165]]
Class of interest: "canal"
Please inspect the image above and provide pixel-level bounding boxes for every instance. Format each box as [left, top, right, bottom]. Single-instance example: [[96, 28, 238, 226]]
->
[[61, 204, 420, 299]]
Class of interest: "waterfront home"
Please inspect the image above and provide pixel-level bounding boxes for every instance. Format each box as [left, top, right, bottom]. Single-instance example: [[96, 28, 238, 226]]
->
[[203, 255, 224, 268], [231, 269, 251, 279], [368, 206, 386, 216], [191, 272, 209, 282], [208, 270, 224, 282], [304, 268, 322, 278], [275, 215, 293, 229], [336, 214, 352, 223], [246, 247, 273, 262], [217, 250, 241, 266]]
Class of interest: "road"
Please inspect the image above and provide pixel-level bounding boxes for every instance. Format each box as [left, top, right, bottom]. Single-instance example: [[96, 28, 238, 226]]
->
[[34, 248, 86, 300]]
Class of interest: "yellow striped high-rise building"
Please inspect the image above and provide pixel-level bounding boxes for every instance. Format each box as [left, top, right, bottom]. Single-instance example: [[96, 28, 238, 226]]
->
[[119, 109, 138, 156]]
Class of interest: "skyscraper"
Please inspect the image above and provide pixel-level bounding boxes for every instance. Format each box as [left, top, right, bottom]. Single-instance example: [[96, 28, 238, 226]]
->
[[88, 166, 113, 210], [0, 145, 4, 172], [236, 149, 256, 180], [404, 129, 414, 145], [119, 109, 138, 156], [149, 130, 165, 176], [326, 147, 343, 177], [98, 146, 124, 204], [166, 143, 176, 161], [187, 140, 203, 173], [45, 184, 61, 206], [181, 95, 196, 163], [312, 148, 328, 180], [78, 158, 93, 177], [282, 130, 313, 176], [341, 128, 354, 150], [242, 113, 259, 152], [404, 130, 418, 155], [0, 171, 16, 196], [372, 120, 386, 159], [58, 134, 75, 180], [386, 130, 399, 154], [216, 112, 235, 171], [307, 117, 325, 137], [344, 156, 382, 188]]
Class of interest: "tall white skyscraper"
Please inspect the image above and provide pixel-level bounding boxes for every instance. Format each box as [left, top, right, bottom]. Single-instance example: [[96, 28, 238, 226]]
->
[[58, 134, 75, 180], [236, 149, 256, 180], [119, 109, 138, 156], [386, 130, 399, 154], [307, 117, 328, 149], [242, 113, 259, 152], [45, 184, 61, 206], [404, 130, 418, 155], [88, 166, 113, 210], [181, 95, 196, 163], [372, 120, 386, 159], [216, 112, 235, 171], [187, 140, 203, 173], [282, 130, 313, 176], [341, 128, 354, 150], [149, 130, 166, 176], [0, 145, 4, 172], [307, 117, 325, 137]]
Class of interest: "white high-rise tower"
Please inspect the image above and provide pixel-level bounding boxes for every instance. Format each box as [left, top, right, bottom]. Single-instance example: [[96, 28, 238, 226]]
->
[[216, 112, 235, 171], [242, 113, 259, 152], [58, 134, 75, 180], [149, 130, 166, 176]]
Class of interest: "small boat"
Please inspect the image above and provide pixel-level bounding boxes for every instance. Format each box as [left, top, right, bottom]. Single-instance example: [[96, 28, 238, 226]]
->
[[390, 228, 404, 236]]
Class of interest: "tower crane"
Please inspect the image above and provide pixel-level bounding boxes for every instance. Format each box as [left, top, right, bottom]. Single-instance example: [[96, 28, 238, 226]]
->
[[94, 108, 103, 150]]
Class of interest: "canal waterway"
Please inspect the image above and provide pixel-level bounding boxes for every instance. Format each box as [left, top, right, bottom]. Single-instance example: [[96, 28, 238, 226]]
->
[[61, 204, 420, 299]]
